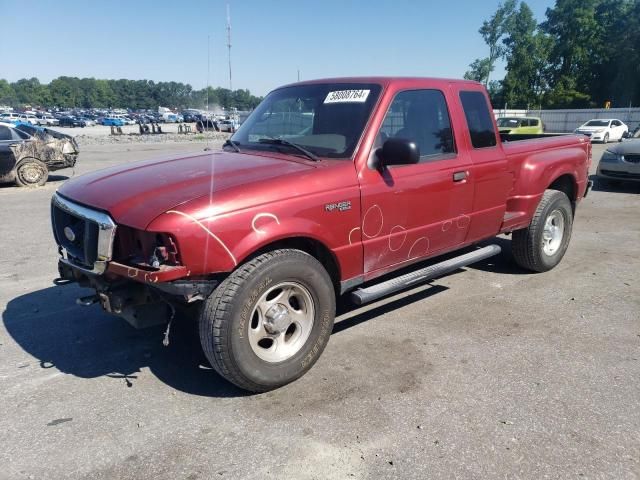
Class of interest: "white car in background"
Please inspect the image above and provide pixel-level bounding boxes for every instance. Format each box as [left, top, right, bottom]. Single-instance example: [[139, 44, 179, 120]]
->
[[0, 113, 20, 123], [218, 119, 239, 133], [574, 118, 628, 143], [35, 114, 60, 126], [17, 114, 39, 125]]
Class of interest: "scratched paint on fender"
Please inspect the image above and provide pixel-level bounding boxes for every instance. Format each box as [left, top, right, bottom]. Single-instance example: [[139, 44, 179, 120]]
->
[[166, 210, 237, 266]]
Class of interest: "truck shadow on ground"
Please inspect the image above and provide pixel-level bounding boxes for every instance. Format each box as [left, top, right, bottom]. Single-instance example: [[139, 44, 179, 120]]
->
[[3, 238, 525, 397]]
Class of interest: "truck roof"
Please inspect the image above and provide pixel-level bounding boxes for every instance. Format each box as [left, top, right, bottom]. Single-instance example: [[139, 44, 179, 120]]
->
[[278, 76, 483, 90]]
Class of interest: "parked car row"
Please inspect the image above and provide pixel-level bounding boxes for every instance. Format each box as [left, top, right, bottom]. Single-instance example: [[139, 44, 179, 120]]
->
[[495, 116, 633, 144]]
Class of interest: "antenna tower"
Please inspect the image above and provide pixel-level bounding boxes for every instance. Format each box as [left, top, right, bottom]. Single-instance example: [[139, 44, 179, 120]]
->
[[226, 3, 232, 91]]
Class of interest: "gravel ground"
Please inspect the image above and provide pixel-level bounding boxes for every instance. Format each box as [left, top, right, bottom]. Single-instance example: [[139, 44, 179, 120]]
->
[[0, 142, 638, 480], [47, 123, 230, 146]]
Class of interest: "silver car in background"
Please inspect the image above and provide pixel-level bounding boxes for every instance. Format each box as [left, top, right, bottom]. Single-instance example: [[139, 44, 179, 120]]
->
[[597, 138, 640, 183]]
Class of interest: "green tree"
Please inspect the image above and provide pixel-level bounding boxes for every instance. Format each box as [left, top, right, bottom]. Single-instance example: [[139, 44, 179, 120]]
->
[[12, 78, 50, 106], [541, 0, 603, 106], [0, 76, 263, 110], [501, 2, 550, 108], [0, 79, 16, 105], [463, 58, 493, 83], [591, 0, 639, 106], [464, 0, 517, 85]]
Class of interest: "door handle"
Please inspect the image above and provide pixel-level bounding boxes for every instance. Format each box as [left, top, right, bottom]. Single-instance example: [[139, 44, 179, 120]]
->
[[453, 171, 468, 182]]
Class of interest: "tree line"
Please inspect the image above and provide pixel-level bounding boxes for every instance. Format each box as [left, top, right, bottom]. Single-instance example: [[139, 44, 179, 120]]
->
[[465, 0, 640, 109], [0, 76, 263, 111]]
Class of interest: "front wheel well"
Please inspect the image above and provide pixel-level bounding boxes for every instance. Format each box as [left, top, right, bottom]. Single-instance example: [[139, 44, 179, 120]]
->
[[548, 174, 577, 212], [241, 237, 340, 294]]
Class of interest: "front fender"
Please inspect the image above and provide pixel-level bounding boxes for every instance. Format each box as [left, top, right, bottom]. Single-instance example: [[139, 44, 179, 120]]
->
[[147, 197, 363, 280]]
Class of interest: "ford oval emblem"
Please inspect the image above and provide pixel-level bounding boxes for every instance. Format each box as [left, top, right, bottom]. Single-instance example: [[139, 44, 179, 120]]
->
[[64, 226, 76, 242]]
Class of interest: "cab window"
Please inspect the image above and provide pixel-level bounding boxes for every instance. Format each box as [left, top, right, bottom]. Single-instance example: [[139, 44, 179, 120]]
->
[[459, 91, 497, 148], [378, 89, 455, 160]]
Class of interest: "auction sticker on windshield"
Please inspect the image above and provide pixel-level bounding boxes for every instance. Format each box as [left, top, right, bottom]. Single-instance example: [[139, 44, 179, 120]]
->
[[324, 90, 370, 104]]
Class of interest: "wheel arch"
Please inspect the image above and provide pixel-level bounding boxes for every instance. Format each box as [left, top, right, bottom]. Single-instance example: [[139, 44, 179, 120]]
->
[[547, 173, 577, 211], [237, 236, 341, 294]]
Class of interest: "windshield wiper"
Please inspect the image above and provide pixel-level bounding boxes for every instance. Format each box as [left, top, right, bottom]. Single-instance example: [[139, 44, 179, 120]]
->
[[223, 139, 241, 152], [258, 137, 319, 162]]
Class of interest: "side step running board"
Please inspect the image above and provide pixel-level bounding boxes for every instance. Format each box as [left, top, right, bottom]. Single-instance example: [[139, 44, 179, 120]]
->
[[351, 244, 501, 306]]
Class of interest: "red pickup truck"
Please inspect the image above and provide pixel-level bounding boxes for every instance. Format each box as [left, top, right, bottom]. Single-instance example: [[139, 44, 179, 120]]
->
[[51, 77, 591, 392]]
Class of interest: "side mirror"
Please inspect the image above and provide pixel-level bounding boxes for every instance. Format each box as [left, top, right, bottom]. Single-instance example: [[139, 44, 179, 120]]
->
[[373, 138, 420, 169]]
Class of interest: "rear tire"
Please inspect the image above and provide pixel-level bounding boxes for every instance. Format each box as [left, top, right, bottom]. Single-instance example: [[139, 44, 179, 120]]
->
[[511, 189, 573, 272], [199, 249, 336, 392], [15, 158, 48, 187]]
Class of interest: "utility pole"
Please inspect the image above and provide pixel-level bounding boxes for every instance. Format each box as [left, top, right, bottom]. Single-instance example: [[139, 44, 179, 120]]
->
[[297, 69, 300, 82], [206, 34, 210, 113], [226, 3, 232, 91]]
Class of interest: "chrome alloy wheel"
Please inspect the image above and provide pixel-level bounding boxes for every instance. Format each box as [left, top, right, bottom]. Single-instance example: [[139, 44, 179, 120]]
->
[[542, 209, 565, 256], [248, 282, 315, 362]]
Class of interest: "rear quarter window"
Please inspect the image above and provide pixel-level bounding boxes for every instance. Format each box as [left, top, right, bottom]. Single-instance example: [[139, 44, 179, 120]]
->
[[459, 91, 497, 148]]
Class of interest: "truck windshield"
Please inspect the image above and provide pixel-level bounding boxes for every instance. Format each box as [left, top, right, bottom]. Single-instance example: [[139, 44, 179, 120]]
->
[[231, 83, 382, 159]]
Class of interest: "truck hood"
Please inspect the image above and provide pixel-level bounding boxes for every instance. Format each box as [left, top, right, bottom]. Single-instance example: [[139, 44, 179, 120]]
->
[[57, 151, 314, 229]]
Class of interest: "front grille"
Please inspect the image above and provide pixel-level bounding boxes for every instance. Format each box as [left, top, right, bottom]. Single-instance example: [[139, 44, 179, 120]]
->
[[601, 169, 640, 180], [51, 204, 99, 267], [51, 194, 116, 273], [623, 153, 640, 164]]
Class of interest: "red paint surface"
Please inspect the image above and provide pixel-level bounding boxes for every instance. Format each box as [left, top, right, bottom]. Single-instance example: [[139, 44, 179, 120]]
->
[[57, 77, 590, 286]]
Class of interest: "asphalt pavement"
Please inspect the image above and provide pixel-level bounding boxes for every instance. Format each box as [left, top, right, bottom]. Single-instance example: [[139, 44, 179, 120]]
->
[[0, 142, 638, 480]]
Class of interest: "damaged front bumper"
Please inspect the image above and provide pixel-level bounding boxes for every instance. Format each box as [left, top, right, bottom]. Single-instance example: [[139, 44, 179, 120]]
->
[[57, 257, 218, 328], [52, 193, 217, 328]]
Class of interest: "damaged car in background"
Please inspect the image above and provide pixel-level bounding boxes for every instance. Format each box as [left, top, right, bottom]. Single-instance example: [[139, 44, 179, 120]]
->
[[0, 122, 79, 187]]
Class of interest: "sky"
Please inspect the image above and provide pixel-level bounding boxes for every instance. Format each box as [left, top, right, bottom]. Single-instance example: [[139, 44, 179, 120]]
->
[[2, 0, 555, 96]]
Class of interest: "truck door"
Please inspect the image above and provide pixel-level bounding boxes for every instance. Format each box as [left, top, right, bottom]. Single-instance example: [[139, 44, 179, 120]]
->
[[457, 89, 513, 243], [358, 87, 475, 277]]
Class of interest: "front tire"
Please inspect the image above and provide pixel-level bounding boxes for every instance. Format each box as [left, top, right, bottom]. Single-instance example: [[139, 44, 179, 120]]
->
[[511, 189, 573, 272], [199, 249, 336, 392], [603, 133, 609, 143], [15, 158, 48, 187]]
